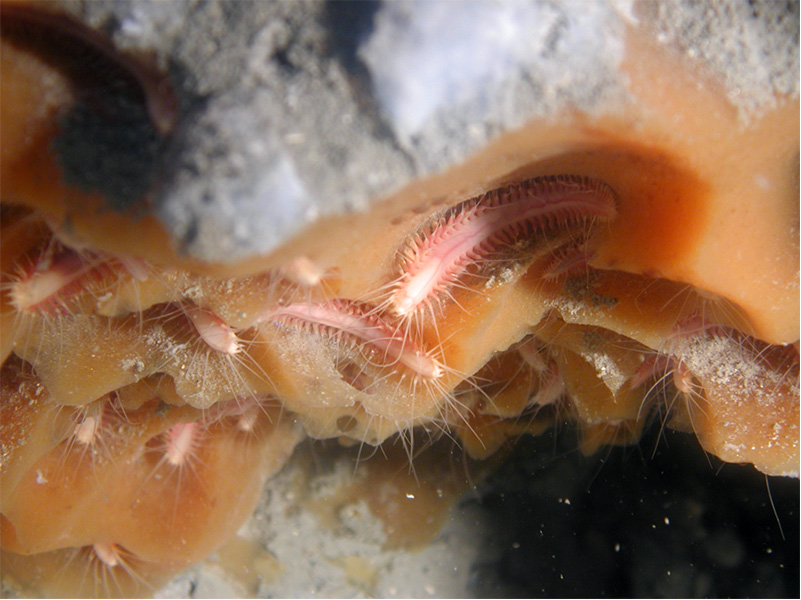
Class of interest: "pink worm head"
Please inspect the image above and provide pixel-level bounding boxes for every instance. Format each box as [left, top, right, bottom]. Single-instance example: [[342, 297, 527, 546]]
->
[[182, 303, 242, 355], [390, 175, 617, 317], [93, 541, 122, 568], [72, 415, 99, 446], [116, 255, 151, 282], [164, 421, 199, 467], [10, 246, 102, 314], [671, 361, 695, 395]]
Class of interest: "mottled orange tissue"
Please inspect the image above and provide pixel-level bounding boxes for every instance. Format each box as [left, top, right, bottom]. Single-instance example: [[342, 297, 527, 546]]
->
[[0, 2, 798, 597]]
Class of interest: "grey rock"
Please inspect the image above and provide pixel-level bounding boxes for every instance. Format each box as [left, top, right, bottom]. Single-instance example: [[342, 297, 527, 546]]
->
[[359, 0, 628, 172], [64, 0, 797, 263]]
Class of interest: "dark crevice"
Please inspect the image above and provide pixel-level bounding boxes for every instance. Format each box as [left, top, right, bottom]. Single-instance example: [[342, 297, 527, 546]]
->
[[323, 0, 381, 76], [1, 2, 186, 213], [321, 0, 413, 168], [469, 425, 800, 598], [54, 96, 161, 213]]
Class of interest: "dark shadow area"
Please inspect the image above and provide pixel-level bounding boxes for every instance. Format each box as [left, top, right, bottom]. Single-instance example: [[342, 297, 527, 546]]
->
[[323, 0, 381, 76], [469, 424, 799, 598], [0, 2, 181, 213]]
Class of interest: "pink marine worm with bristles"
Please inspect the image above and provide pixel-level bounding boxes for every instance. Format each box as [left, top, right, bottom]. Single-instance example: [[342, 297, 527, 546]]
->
[[9, 245, 105, 314], [72, 415, 100, 446], [164, 421, 200, 467], [92, 541, 123, 568], [181, 303, 242, 355], [389, 175, 617, 317], [262, 299, 443, 379]]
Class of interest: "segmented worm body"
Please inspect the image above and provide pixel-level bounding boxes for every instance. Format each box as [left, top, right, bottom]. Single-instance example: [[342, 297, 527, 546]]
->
[[263, 299, 443, 379], [390, 175, 617, 316]]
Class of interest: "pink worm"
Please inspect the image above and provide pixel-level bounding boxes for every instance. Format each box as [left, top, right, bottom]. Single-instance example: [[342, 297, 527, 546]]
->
[[181, 304, 242, 355], [11, 248, 106, 314], [92, 542, 122, 568], [262, 300, 442, 379], [165, 422, 199, 467], [391, 175, 617, 316]]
